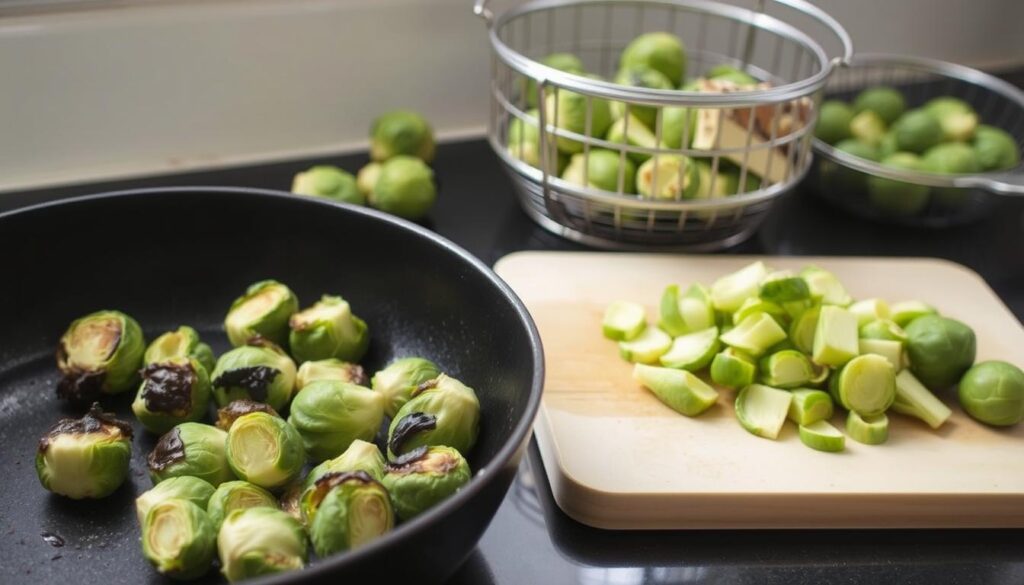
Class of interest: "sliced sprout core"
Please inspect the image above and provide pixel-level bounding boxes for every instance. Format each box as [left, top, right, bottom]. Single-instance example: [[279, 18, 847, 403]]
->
[[759, 350, 814, 388], [846, 411, 889, 445], [892, 369, 952, 429], [837, 355, 896, 416], [788, 388, 834, 426]]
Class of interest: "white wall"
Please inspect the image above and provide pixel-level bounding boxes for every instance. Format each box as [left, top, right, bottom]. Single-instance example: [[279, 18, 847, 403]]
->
[[1, 0, 1021, 191]]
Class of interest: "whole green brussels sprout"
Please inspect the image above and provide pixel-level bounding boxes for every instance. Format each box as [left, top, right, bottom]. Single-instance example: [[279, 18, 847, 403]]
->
[[217, 507, 307, 582], [973, 124, 1021, 171], [543, 82, 613, 154], [132, 357, 212, 434], [144, 325, 215, 374], [878, 131, 899, 159], [368, 155, 437, 220], [141, 498, 216, 580], [506, 109, 569, 174], [36, 403, 133, 499], [905, 315, 977, 390], [370, 110, 435, 163], [382, 445, 471, 521], [288, 295, 369, 364], [525, 53, 586, 108], [867, 152, 931, 217], [211, 343, 298, 411], [923, 142, 982, 174], [148, 422, 234, 487], [287, 380, 385, 462], [561, 149, 637, 194], [814, 100, 854, 145], [387, 374, 480, 458], [136, 476, 216, 526], [356, 162, 382, 198], [892, 109, 943, 154], [224, 280, 298, 348], [291, 165, 365, 206], [958, 360, 1024, 426], [301, 471, 394, 556], [372, 357, 442, 418], [853, 86, 906, 125], [834, 138, 881, 162], [706, 64, 757, 86], [206, 480, 278, 530], [850, 110, 887, 147], [923, 97, 978, 142], [226, 412, 306, 491], [612, 65, 674, 128], [660, 102, 699, 150], [56, 310, 145, 402], [619, 32, 686, 86]]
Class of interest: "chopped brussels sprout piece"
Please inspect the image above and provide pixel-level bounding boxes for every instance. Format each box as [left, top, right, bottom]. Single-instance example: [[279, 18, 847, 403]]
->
[[301, 471, 394, 556], [812, 306, 859, 367], [709, 348, 757, 390], [618, 326, 673, 364], [905, 315, 976, 390], [789, 304, 821, 354], [291, 165, 365, 205], [224, 280, 298, 348], [853, 86, 906, 125], [136, 476, 216, 527], [207, 480, 278, 530], [382, 445, 471, 521], [710, 261, 768, 313], [800, 267, 852, 306], [858, 338, 903, 372], [759, 273, 811, 304], [148, 423, 234, 487], [974, 124, 1021, 171], [56, 310, 145, 402], [848, 299, 891, 327], [889, 300, 937, 327], [815, 100, 854, 145], [619, 32, 686, 86], [132, 357, 212, 434], [892, 369, 952, 429], [561, 149, 637, 193], [288, 380, 386, 462], [218, 507, 307, 582], [288, 295, 369, 364], [387, 374, 480, 458], [659, 326, 720, 371], [787, 388, 834, 426], [211, 344, 298, 411], [733, 297, 787, 326], [606, 113, 662, 165], [602, 301, 647, 341], [735, 384, 792, 440], [836, 354, 896, 417], [303, 439, 386, 495], [371, 357, 442, 418], [226, 413, 306, 490], [758, 349, 814, 389], [370, 110, 435, 163], [633, 363, 718, 416], [846, 411, 889, 445], [612, 66, 674, 128], [297, 359, 369, 392], [142, 498, 216, 580], [215, 400, 281, 431], [36, 403, 133, 499], [636, 155, 700, 199], [859, 319, 907, 342], [659, 283, 715, 337], [356, 162, 382, 198], [957, 361, 1024, 427], [369, 155, 438, 220], [720, 313, 787, 357], [144, 325, 216, 373], [798, 420, 845, 453]]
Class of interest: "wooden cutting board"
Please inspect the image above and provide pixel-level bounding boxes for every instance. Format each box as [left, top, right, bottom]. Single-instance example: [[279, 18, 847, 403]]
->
[[495, 252, 1024, 530]]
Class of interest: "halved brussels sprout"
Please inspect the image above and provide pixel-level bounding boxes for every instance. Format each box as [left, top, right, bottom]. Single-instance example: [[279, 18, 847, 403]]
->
[[215, 399, 281, 431], [218, 507, 307, 583], [211, 344, 298, 411], [303, 439, 387, 494], [612, 65, 674, 128], [368, 155, 437, 220], [141, 498, 216, 580], [382, 445, 471, 521], [525, 53, 586, 108], [372, 357, 442, 418], [356, 162, 382, 198], [561, 149, 637, 194], [224, 280, 298, 347], [370, 110, 435, 163], [136, 476, 216, 526], [619, 32, 686, 86], [288, 295, 369, 364], [132, 357, 212, 434], [605, 113, 662, 165], [636, 155, 700, 199], [56, 310, 145, 402], [301, 471, 394, 556], [207, 480, 278, 530], [543, 85, 613, 154], [148, 422, 234, 487], [297, 358, 369, 391], [144, 326, 216, 374], [291, 165, 365, 206], [387, 374, 480, 459], [287, 380, 386, 462], [226, 412, 306, 491], [36, 403, 133, 499]]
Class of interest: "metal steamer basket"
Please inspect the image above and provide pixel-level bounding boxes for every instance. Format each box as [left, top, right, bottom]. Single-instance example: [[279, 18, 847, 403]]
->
[[476, 0, 852, 250], [810, 54, 1024, 227]]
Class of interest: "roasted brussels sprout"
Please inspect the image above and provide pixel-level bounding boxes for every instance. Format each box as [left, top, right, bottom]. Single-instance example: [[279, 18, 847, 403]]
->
[[853, 86, 906, 125], [368, 155, 437, 220], [207, 480, 278, 530], [372, 357, 442, 418], [958, 361, 1024, 427], [619, 32, 686, 86], [217, 507, 307, 582], [387, 374, 480, 458], [224, 280, 298, 347], [905, 315, 976, 390], [288, 380, 385, 462], [141, 498, 216, 580], [215, 399, 281, 431], [561, 149, 636, 194], [225, 412, 306, 491], [974, 124, 1021, 171], [543, 85, 613, 154], [303, 439, 386, 493], [525, 53, 585, 108], [132, 357, 212, 434], [923, 97, 978, 142], [612, 65, 674, 128], [288, 295, 369, 364], [148, 422, 234, 487], [136, 476, 216, 526], [636, 155, 700, 199], [56, 310, 145, 402], [382, 445, 471, 521], [892, 109, 943, 154], [370, 110, 435, 163], [297, 358, 369, 391], [36, 403, 133, 499], [144, 326, 216, 373], [815, 100, 854, 145], [300, 471, 394, 556], [291, 165, 365, 206], [211, 344, 298, 411], [356, 162, 383, 198]]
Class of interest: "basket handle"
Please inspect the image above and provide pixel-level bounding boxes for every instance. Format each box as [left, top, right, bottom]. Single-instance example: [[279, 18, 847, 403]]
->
[[961, 172, 1024, 196], [473, 0, 494, 26], [766, 0, 853, 67]]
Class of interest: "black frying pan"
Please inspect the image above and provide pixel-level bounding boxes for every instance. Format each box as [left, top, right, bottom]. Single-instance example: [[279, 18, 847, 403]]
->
[[0, 188, 544, 584]]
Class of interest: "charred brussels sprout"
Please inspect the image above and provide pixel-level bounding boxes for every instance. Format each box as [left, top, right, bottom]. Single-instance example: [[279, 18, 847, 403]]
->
[[370, 110, 435, 163], [217, 507, 307, 583], [619, 32, 686, 86], [224, 280, 298, 348], [215, 399, 281, 431], [387, 374, 480, 458], [368, 155, 437, 220], [383, 446, 471, 521], [211, 344, 297, 411], [207, 480, 278, 530], [296, 359, 369, 391], [303, 439, 386, 494], [301, 471, 394, 556], [141, 498, 216, 580], [36, 403, 133, 499], [132, 357, 212, 434], [226, 412, 306, 490], [136, 476, 216, 526], [144, 326, 215, 374], [56, 310, 145, 402], [148, 423, 234, 487], [291, 165, 365, 206], [371, 357, 442, 418], [287, 381, 385, 462], [288, 295, 369, 364]]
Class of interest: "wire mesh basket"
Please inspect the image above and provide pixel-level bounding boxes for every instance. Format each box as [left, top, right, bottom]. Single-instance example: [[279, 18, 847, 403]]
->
[[809, 54, 1024, 227], [476, 0, 852, 250]]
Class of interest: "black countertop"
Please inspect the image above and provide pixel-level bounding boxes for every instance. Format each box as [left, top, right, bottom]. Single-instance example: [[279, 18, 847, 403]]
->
[[4, 137, 1024, 585]]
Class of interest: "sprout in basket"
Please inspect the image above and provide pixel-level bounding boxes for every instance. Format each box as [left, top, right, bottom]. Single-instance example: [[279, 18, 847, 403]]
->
[[288, 295, 369, 364], [297, 358, 369, 391], [923, 97, 978, 142], [206, 480, 278, 530], [291, 165, 365, 206], [543, 83, 613, 154], [878, 131, 899, 159], [304, 439, 387, 496], [226, 412, 306, 490], [833, 138, 880, 162], [561, 149, 637, 194], [301, 470, 394, 556], [36, 403, 133, 499], [368, 155, 437, 220], [132, 357, 212, 434], [815, 100, 854, 145], [636, 155, 701, 200], [892, 109, 943, 154], [224, 280, 298, 348], [606, 113, 663, 165], [383, 445, 471, 521], [141, 498, 216, 580], [849, 110, 887, 147], [852, 86, 906, 125], [706, 64, 758, 86], [148, 422, 234, 487], [372, 357, 442, 418], [660, 103, 699, 150], [287, 380, 385, 462], [867, 152, 931, 216], [922, 142, 982, 174], [957, 361, 1024, 427], [56, 310, 145, 402], [619, 32, 686, 86], [144, 325, 216, 374], [370, 110, 435, 163], [136, 476, 216, 526], [215, 399, 281, 431], [612, 65, 674, 129], [211, 342, 297, 411], [218, 507, 307, 583], [973, 124, 1021, 171], [387, 374, 480, 458], [356, 162, 383, 198], [904, 315, 976, 391], [524, 52, 585, 108]]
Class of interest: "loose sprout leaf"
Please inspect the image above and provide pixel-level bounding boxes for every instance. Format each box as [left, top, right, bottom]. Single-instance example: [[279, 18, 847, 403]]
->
[[618, 326, 672, 364], [602, 301, 647, 341], [798, 420, 845, 453], [659, 327, 720, 371], [735, 384, 792, 440]]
